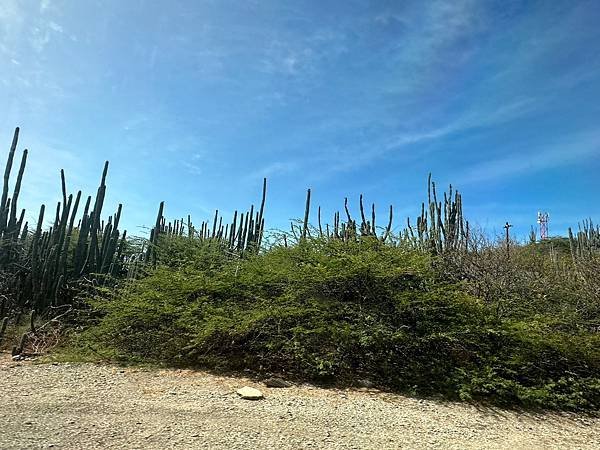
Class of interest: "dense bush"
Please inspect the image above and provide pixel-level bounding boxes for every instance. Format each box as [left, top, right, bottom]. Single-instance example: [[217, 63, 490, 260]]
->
[[74, 237, 600, 411]]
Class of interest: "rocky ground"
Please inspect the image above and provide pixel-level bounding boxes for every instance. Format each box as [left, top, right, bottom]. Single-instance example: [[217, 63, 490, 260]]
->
[[1, 354, 598, 449]]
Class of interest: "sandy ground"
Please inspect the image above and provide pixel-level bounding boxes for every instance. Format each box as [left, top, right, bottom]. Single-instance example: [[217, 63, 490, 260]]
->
[[1, 354, 598, 449]]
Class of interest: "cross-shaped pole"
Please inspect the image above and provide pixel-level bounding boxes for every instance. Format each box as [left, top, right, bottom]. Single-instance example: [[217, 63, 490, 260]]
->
[[504, 221, 512, 255]]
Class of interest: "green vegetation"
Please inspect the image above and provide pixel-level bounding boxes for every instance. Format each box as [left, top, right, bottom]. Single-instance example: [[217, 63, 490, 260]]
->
[[0, 128, 267, 316], [71, 236, 600, 411], [1, 127, 600, 411], [0, 128, 131, 312]]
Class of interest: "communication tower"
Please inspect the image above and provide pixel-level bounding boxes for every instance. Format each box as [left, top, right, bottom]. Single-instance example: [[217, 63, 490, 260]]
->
[[537, 211, 549, 240]]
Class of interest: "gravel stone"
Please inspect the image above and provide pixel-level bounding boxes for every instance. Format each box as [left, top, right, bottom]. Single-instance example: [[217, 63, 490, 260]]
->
[[237, 386, 264, 400], [264, 377, 293, 388], [0, 354, 599, 449]]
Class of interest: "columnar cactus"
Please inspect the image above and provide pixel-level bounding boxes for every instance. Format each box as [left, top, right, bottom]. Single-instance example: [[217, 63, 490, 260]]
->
[[1, 128, 130, 311]]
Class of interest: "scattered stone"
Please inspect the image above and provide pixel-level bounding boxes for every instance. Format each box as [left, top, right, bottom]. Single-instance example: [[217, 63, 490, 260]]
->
[[236, 386, 264, 400], [264, 377, 292, 388], [356, 379, 375, 388]]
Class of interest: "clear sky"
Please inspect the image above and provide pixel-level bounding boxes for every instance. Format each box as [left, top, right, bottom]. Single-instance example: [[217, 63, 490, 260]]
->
[[1, 0, 599, 240]]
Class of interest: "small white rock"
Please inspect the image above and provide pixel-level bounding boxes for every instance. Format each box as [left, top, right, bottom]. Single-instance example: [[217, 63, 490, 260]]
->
[[236, 386, 264, 400]]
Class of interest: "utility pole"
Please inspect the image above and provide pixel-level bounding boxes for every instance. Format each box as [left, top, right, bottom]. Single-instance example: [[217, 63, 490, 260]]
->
[[504, 222, 512, 255]]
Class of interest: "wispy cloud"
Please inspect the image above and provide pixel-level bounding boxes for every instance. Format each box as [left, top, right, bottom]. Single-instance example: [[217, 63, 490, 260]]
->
[[40, 0, 52, 13], [459, 130, 600, 185], [30, 26, 51, 52], [30, 19, 64, 52], [308, 96, 541, 177], [259, 25, 349, 78], [1, 0, 64, 54], [48, 21, 63, 33], [260, 41, 314, 76], [182, 160, 202, 175], [243, 161, 297, 184], [374, 0, 485, 94], [0, 0, 25, 57]]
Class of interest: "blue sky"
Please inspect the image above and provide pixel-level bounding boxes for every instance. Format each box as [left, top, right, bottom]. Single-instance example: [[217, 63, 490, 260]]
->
[[1, 0, 599, 239]]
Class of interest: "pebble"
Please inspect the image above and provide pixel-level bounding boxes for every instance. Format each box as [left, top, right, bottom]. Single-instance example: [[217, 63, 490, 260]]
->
[[264, 377, 292, 388], [236, 386, 264, 400]]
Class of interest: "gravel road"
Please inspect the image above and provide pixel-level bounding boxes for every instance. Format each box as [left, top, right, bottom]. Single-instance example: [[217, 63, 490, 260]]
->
[[1, 355, 598, 449]]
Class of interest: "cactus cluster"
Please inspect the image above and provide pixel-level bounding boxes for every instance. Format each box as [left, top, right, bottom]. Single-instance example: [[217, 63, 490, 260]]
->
[[317, 195, 393, 243], [285, 187, 394, 245], [406, 174, 467, 253], [568, 219, 600, 260], [291, 174, 465, 253], [146, 177, 267, 262], [0, 128, 129, 311]]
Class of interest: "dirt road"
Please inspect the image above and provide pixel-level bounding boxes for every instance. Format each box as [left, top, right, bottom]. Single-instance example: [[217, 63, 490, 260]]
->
[[1, 355, 598, 449]]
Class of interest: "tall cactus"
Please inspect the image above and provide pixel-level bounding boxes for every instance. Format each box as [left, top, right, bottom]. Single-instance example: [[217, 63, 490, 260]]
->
[[0, 127, 19, 237], [1, 128, 130, 311], [0, 128, 29, 268]]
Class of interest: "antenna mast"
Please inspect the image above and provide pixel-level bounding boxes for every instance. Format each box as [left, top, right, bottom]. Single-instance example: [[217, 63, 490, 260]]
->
[[537, 211, 549, 240]]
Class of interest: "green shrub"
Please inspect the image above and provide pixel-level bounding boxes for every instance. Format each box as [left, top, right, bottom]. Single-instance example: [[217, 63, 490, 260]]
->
[[73, 238, 600, 411]]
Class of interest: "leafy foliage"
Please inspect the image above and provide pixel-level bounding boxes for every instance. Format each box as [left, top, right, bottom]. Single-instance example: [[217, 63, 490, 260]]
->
[[75, 237, 600, 411]]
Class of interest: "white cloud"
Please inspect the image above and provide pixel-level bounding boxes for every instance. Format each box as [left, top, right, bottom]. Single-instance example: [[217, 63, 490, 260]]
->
[[258, 27, 348, 79], [316, 96, 541, 177], [243, 161, 297, 183], [0, 0, 22, 24], [458, 130, 600, 184], [48, 21, 63, 33], [29, 20, 63, 52], [378, 0, 485, 93], [182, 161, 202, 175], [30, 26, 50, 52], [40, 0, 51, 13], [0, 0, 25, 57]]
